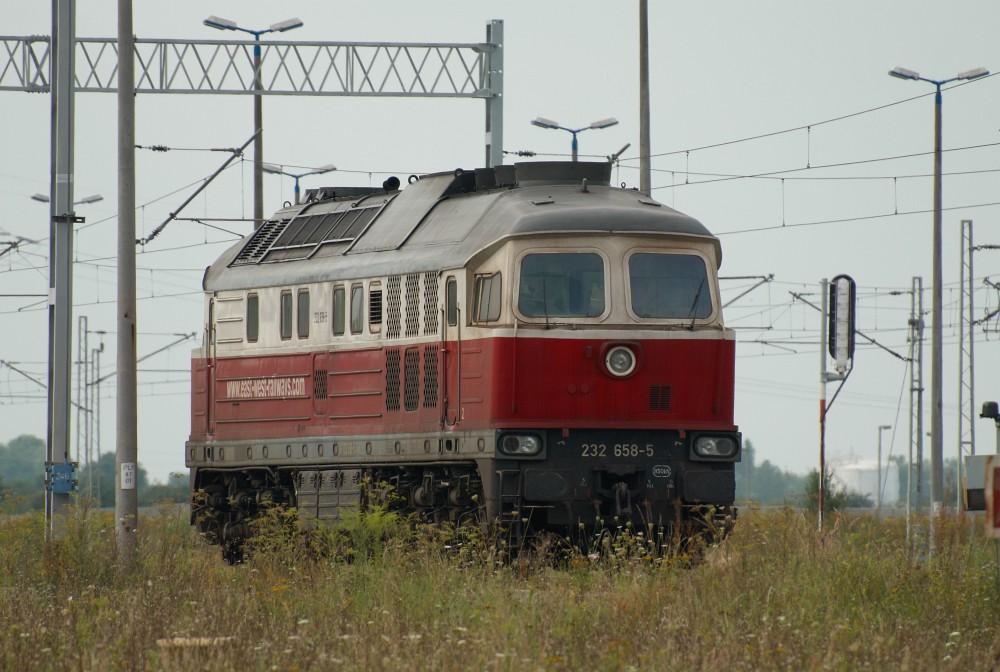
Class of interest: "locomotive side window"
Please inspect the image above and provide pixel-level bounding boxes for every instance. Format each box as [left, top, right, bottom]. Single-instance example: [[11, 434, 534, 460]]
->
[[628, 253, 712, 319], [473, 272, 502, 323], [280, 291, 293, 340], [350, 284, 364, 334], [446, 277, 458, 326], [246, 293, 259, 343], [518, 253, 605, 317], [297, 289, 310, 338], [333, 286, 346, 336]]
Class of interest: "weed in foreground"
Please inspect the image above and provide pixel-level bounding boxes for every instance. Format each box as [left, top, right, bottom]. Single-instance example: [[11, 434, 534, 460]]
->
[[1, 507, 999, 670]]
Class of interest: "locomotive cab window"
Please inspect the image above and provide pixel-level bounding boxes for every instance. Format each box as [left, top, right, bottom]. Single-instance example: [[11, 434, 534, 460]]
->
[[279, 291, 293, 340], [518, 252, 605, 318], [350, 284, 364, 334], [473, 272, 502, 323], [246, 293, 259, 343], [627, 252, 712, 320], [333, 286, 346, 336], [297, 289, 310, 338]]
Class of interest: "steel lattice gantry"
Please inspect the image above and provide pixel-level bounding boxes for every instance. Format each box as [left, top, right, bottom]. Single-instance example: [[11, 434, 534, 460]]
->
[[0, 24, 504, 164]]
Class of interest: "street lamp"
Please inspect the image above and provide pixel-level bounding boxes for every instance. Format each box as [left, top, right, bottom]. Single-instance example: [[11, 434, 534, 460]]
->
[[203, 15, 304, 227], [888, 65, 989, 538], [877, 424, 892, 516], [531, 116, 619, 162], [31, 193, 103, 205], [262, 163, 337, 204]]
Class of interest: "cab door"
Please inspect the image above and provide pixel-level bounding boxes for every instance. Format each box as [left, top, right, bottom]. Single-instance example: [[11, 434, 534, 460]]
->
[[442, 276, 461, 427], [206, 296, 217, 435]]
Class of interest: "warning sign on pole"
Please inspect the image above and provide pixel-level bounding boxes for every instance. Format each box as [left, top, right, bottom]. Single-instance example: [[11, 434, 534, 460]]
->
[[985, 455, 1000, 539]]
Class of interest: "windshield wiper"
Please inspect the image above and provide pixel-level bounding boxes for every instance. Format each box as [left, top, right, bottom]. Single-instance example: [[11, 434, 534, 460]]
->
[[542, 277, 551, 330], [687, 278, 705, 330]]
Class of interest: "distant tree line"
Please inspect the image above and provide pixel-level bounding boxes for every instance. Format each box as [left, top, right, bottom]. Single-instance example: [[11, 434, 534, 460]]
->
[[735, 439, 808, 505], [0, 434, 186, 514], [737, 438, 965, 511]]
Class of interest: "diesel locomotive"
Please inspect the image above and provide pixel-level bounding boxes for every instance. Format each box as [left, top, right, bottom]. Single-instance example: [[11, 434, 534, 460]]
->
[[186, 160, 740, 556]]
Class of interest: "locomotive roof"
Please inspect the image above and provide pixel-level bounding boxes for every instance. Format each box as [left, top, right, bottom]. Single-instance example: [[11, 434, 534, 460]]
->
[[203, 161, 721, 292]]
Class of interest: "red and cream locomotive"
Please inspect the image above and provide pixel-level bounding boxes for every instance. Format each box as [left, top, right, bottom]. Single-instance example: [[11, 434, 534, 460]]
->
[[186, 160, 740, 556]]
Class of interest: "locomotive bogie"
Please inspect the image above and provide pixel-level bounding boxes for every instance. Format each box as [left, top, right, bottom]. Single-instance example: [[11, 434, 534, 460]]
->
[[188, 161, 740, 555]]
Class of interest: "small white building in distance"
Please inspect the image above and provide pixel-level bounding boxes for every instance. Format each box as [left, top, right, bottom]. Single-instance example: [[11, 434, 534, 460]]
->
[[830, 458, 900, 507]]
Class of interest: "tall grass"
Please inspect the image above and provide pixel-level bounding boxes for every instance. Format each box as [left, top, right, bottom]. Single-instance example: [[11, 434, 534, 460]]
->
[[1, 502, 997, 670]]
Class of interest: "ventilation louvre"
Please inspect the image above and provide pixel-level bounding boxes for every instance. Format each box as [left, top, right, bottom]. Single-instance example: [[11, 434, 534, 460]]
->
[[423, 272, 439, 335], [649, 386, 671, 411], [404, 348, 420, 411], [313, 370, 328, 400], [423, 345, 438, 408], [385, 349, 401, 411], [386, 275, 402, 339], [231, 220, 289, 265]]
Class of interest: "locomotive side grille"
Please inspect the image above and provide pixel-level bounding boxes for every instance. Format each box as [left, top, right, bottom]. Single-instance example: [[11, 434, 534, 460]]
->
[[385, 349, 401, 411], [405, 273, 420, 337], [423, 344, 438, 408], [648, 386, 672, 411], [369, 289, 383, 328], [404, 348, 420, 411], [423, 272, 439, 335], [231, 219, 288, 265], [386, 275, 402, 339], [313, 370, 328, 400]]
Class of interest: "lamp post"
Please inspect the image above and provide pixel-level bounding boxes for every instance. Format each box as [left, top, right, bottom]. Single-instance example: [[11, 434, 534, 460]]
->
[[32, 193, 103, 205], [877, 424, 892, 517], [262, 163, 336, 204], [531, 116, 619, 161], [888, 65, 988, 549], [204, 16, 303, 227]]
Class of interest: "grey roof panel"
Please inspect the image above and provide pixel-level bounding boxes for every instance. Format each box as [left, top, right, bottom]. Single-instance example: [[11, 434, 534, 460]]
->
[[203, 166, 721, 292], [347, 171, 463, 254]]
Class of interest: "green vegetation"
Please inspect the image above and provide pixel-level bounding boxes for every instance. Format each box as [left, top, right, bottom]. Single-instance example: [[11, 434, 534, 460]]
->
[[0, 434, 185, 513], [736, 439, 808, 505], [802, 467, 874, 513], [0, 503, 997, 670]]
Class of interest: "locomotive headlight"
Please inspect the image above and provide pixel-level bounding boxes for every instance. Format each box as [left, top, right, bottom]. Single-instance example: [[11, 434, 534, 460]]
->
[[693, 436, 738, 458], [499, 434, 542, 456], [605, 346, 636, 378]]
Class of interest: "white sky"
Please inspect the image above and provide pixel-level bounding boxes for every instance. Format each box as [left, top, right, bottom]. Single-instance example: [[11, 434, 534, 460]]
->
[[1, 2, 999, 485]]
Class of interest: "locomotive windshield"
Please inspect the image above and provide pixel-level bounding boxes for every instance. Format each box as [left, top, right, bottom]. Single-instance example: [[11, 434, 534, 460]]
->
[[518, 253, 605, 318], [628, 252, 712, 319]]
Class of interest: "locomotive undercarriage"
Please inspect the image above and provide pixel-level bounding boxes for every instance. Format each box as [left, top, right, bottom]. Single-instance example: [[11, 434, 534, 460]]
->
[[191, 463, 486, 561], [503, 470, 735, 553], [191, 462, 732, 560]]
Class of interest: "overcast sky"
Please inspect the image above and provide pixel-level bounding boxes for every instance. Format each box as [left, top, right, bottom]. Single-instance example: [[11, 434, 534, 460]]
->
[[2, 2, 999, 487]]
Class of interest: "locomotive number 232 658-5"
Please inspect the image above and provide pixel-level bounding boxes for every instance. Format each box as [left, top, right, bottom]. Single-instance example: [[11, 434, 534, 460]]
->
[[581, 443, 654, 458]]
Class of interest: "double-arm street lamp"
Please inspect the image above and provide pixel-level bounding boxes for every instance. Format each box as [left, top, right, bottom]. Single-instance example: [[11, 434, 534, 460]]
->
[[203, 15, 304, 227], [888, 65, 988, 537], [32, 193, 103, 205], [263, 163, 337, 204], [531, 117, 619, 162]]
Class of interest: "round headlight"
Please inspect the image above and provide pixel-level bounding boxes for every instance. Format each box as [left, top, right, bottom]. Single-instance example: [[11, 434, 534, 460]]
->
[[500, 434, 541, 456], [605, 346, 636, 377], [694, 436, 737, 458]]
